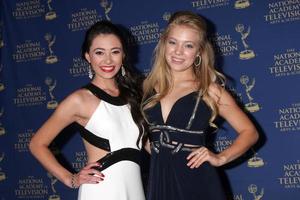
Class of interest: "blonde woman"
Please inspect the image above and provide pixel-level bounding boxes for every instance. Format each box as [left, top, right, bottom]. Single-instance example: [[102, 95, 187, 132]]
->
[[142, 11, 259, 200]]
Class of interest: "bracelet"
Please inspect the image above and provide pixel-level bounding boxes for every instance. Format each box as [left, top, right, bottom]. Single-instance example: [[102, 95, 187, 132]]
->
[[71, 173, 79, 189]]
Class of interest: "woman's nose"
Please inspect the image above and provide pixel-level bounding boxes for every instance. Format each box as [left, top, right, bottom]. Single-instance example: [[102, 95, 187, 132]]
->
[[105, 54, 112, 64], [175, 45, 183, 55]]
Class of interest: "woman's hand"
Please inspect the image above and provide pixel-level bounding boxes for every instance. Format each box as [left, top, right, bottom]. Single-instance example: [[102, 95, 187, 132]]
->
[[186, 147, 226, 169], [70, 162, 105, 188]]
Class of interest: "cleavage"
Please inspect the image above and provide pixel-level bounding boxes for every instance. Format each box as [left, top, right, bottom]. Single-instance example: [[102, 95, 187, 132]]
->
[[160, 91, 196, 124]]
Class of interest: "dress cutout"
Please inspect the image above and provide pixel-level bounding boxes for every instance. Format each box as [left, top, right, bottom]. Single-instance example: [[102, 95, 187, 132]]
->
[[146, 92, 226, 200]]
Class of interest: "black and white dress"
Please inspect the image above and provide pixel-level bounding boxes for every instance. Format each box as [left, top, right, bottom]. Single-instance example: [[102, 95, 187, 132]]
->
[[76, 83, 145, 200]]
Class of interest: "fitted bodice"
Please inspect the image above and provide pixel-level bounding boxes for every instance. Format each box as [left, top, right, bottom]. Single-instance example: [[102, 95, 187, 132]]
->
[[76, 83, 141, 152], [145, 92, 212, 153]]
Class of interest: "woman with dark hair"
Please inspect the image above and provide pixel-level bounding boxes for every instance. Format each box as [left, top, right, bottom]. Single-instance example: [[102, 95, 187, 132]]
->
[[142, 11, 259, 200], [29, 20, 145, 200]]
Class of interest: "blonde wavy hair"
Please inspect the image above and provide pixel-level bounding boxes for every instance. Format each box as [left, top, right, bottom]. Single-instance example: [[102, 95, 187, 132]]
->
[[142, 11, 225, 127]]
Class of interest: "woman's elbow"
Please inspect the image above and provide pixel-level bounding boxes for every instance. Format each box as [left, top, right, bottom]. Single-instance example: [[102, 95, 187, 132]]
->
[[29, 138, 37, 154], [250, 128, 259, 145], [29, 136, 43, 155]]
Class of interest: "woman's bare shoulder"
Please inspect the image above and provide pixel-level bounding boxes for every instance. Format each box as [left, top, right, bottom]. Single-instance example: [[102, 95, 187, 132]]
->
[[57, 87, 96, 112], [207, 83, 223, 99]]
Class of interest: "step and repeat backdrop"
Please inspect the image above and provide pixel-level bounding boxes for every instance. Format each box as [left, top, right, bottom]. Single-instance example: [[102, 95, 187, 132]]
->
[[0, 0, 299, 199]]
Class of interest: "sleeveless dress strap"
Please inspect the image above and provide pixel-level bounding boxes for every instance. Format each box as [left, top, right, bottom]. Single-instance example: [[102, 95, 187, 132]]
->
[[186, 92, 202, 130], [83, 83, 126, 106]]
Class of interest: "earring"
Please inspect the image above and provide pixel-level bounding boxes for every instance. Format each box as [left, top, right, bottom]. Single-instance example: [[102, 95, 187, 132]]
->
[[121, 65, 126, 76], [194, 55, 202, 67], [88, 65, 93, 79]]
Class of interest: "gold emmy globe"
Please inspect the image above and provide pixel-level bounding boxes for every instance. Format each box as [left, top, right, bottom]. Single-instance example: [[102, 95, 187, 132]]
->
[[48, 194, 60, 200], [240, 75, 260, 113], [45, 77, 58, 109], [45, 33, 58, 64], [45, 11, 57, 21], [235, 0, 250, 9], [45, 0, 57, 20], [235, 24, 255, 60], [247, 153, 264, 168]]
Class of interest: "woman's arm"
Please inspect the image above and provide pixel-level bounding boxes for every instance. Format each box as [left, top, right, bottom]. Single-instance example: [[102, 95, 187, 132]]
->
[[187, 84, 259, 168], [29, 92, 103, 188], [212, 85, 259, 165]]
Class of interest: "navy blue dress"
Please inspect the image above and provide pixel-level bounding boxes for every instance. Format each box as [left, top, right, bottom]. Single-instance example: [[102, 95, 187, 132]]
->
[[145, 92, 226, 200]]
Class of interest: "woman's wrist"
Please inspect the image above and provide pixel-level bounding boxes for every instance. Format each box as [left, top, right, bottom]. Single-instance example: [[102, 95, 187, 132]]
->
[[217, 154, 227, 166], [70, 173, 79, 189]]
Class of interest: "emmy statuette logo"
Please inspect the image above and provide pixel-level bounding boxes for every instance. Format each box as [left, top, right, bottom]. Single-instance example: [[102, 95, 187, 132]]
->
[[45, 33, 58, 64], [235, 24, 255, 60], [45, 77, 58, 109], [0, 108, 5, 136], [47, 173, 60, 200], [45, 0, 57, 20], [240, 75, 260, 112], [247, 149, 264, 168], [235, 0, 250, 9], [248, 184, 264, 200], [100, 0, 113, 21], [163, 12, 171, 21], [0, 65, 4, 91], [0, 153, 6, 181]]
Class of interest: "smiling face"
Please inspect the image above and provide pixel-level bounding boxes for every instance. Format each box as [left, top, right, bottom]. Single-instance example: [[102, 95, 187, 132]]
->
[[85, 34, 124, 80], [165, 25, 200, 76]]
